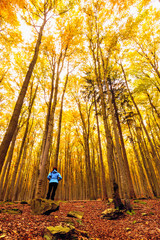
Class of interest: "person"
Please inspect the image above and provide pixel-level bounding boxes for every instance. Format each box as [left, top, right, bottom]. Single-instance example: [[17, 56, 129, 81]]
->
[[46, 167, 62, 200]]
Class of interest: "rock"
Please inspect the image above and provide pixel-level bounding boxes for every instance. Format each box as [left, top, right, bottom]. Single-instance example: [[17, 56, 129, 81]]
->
[[30, 198, 59, 215], [44, 224, 75, 240], [101, 208, 123, 220], [67, 211, 84, 219]]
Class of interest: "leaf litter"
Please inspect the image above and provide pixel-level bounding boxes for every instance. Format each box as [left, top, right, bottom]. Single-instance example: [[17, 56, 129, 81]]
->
[[0, 199, 159, 239]]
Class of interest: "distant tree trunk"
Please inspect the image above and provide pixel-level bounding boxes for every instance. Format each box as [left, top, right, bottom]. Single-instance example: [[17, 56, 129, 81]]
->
[[64, 133, 70, 200], [97, 149, 103, 198], [0, 18, 46, 173], [135, 125, 160, 196], [90, 134, 98, 199], [121, 63, 160, 178], [127, 122, 154, 198], [11, 84, 38, 201], [76, 98, 96, 200], [78, 149, 85, 200]]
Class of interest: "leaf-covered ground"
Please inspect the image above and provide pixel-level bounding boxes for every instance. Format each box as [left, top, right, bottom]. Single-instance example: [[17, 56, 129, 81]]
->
[[0, 199, 160, 239]]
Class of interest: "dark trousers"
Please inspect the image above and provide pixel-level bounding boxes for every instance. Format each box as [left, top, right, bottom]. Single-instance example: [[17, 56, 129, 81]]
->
[[46, 182, 58, 200]]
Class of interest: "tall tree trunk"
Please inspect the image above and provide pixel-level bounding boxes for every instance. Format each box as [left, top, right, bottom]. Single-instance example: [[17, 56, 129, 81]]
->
[[93, 85, 107, 200], [0, 18, 46, 173], [108, 77, 135, 198]]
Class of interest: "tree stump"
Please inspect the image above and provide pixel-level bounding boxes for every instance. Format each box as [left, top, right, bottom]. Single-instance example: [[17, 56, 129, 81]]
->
[[113, 183, 125, 210]]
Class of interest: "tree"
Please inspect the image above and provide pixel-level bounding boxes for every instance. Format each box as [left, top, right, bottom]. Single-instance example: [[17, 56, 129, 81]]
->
[[35, 7, 82, 198], [0, 0, 56, 173]]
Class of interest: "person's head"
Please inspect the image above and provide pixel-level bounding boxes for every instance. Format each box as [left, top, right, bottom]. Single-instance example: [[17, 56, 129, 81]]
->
[[52, 167, 57, 171]]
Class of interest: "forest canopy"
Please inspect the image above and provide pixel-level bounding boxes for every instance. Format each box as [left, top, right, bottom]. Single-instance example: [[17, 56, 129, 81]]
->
[[0, 0, 160, 202]]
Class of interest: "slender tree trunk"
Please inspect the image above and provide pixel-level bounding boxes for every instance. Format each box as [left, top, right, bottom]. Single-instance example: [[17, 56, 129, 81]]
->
[[93, 85, 107, 199], [54, 71, 69, 166]]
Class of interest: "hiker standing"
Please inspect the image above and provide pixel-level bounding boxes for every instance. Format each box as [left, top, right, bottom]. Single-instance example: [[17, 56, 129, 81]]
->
[[46, 167, 62, 200]]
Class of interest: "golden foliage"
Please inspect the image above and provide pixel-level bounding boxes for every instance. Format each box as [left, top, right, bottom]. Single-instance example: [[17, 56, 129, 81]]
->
[[0, 0, 27, 24]]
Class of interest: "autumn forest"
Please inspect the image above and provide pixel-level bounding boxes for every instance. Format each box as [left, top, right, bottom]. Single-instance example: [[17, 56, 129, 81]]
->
[[0, 0, 160, 204]]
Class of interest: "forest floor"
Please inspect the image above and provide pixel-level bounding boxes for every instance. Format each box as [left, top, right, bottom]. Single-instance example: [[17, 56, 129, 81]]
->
[[0, 199, 160, 239]]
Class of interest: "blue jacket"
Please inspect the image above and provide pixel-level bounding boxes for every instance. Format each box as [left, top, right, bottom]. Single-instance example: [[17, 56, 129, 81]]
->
[[47, 170, 62, 183]]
